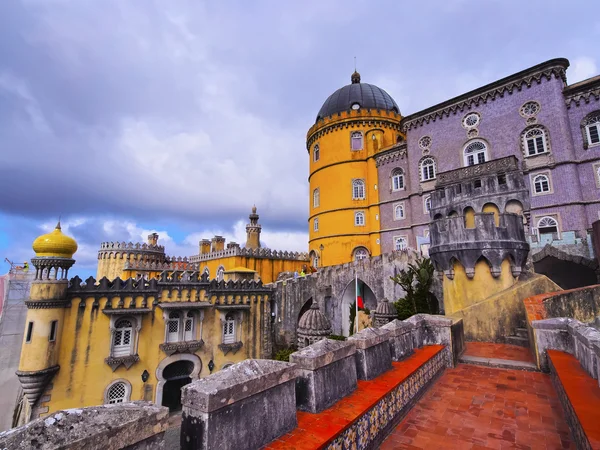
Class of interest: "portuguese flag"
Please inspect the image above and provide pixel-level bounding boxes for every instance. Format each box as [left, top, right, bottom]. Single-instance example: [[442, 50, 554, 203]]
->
[[356, 279, 364, 310]]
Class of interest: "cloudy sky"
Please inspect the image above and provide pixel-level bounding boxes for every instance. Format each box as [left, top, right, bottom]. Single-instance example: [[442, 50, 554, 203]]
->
[[0, 0, 598, 278]]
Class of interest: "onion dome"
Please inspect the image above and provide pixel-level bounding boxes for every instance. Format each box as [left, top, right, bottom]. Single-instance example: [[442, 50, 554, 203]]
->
[[298, 303, 332, 337], [32, 221, 78, 258], [316, 71, 400, 121], [374, 298, 397, 321]]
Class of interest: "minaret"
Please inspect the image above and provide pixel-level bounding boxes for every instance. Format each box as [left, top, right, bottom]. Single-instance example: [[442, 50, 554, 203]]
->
[[16, 221, 78, 419], [245, 206, 262, 249]]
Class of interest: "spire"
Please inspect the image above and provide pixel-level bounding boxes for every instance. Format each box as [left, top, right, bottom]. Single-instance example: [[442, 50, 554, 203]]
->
[[246, 205, 261, 249], [351, 57, 360, 84]]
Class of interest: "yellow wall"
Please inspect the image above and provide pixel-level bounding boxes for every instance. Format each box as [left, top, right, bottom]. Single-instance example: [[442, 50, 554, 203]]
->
[[442, 259, 517, 316], [33, 289, 268, 415], [307, 109, 402, 266]]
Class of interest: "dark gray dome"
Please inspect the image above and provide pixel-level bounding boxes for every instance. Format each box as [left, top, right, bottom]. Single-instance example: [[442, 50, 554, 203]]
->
[[316, 72, 400, 122], [297, 303, 331, 336]]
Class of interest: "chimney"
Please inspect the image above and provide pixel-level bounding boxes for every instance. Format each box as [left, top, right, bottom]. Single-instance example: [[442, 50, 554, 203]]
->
[[148, 233, 159, 246], [227, 241, 240, 250], [200, 239, 211, 255], [245, 205, 262, 250], [211, 236, 225, 252]]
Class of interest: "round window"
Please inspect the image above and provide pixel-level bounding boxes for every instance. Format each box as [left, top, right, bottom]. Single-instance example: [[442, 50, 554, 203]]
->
[[520, 101, 541, 118], [418, 136, 432, 150], [462, 112, 480, 129], [351, 103, 360, 110]]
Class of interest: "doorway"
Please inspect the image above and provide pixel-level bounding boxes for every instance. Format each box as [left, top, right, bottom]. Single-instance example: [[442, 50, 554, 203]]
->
[[161, 360, 194, 411]]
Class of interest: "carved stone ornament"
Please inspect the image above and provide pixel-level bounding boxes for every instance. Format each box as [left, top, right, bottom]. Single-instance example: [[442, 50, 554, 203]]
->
[[218, 341, 243, 356], [104, 354, 140, 372], [159, 340, 205, 356]]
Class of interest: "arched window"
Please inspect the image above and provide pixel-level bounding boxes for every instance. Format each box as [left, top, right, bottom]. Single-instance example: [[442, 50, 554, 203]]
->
[[351, 131, 363, 150], [352, 179, 366, 200], [392, 168, 405, 191], [582, 112, 600, 148], [184, 311, 195, 341], [203, 267, 210, 278], [106, 381, 130, 404], [313, 144, 320, 162], [223, 312, 236, 344], [354, 211, 365, 226], [167, 312, 180, 343], [353, 247, 369, 261], [463, 141, 488, 166], [217, 266, 225, 282], [533, 174, 551, 194], [313, 217, 319, 232], [420, 157, 436, 181], [537, 216, 559, 236], [394, 236, 408, 251], [424, 196, 432, 214], [394, 204, 404, 220], [313, 188, 320, 208], [310, 251, 319, 268], [523, 127, 548, 156], [112, 319, 133, 357]]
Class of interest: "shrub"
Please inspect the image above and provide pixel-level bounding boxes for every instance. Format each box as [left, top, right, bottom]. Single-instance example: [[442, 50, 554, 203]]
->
[[274, 347, 296, 362], [390, 255, 438, 320], [328, 334, 346, 341]]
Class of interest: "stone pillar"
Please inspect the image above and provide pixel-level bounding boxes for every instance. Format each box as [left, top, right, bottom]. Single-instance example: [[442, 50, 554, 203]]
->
[[199, 239, 211, 255], [347, 327, 391, 380], [289, 339, 357, 413], [181, 359, 298, 450], [381, 319, 414, 361], [147, 233, 159, 246]]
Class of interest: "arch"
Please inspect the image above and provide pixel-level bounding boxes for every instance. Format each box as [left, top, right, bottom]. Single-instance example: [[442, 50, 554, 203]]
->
[[482, 202, 500, 226], [352, 246, 369, 261], [532, 245, 599, 289], [340, 278, 377, 337], [391, 168, 405, 191], [221, 363, 234, 371], [463, 140, 489, 166], [297, 298, 313, 324], [521, 125, 550, 156], [448, 210, 458, 218], [463, 206, 476, 229], [419, 156, 436, 181], [433, 213, 443, 221], [309, 250, 319, 268], [155, 353, 202, 408], [104, 379, 132, 404], [424, 196, 432, 214], [581, 110, 600, 149], [505, 199, 524, 215], [216, 266, 225, 282]]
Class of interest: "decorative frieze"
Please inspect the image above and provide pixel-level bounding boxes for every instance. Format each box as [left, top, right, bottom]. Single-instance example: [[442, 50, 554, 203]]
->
[[105, 355, 140, 372], [218, 341, 243, 356], [159, 340, 204, 356]]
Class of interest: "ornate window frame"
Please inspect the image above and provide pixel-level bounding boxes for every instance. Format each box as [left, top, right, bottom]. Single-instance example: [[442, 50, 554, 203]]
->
[[419, 156, 436, 182], [350, 131, 364, 151], [352, 179, 366, 200], [393, 202, 405, 221], [521, 125, 550, 157], [163, 309, 204, 344], [391, 168, 405, 191], [104, 379, 132, 404], [109, 316, 141, 358], [354, 211, 365, 227], [418, 136, 432, 151], [534, 214, 561, 239], [218, 309, 244, 351], [581, 111, 600, 149], [519, 101, 541, 118], [393, 235, 408, 251], [462, 112, 481, 129], [313, 188, 320, 208], [313, 143, 320, 162], [216, 266, 225, 282], [463, 139, 489, 166], [530, 171, 553, 196]]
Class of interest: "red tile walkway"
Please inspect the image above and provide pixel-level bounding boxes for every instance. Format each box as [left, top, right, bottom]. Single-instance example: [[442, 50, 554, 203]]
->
[[463, 342, 535, 364], [382, 364, 574, 450]]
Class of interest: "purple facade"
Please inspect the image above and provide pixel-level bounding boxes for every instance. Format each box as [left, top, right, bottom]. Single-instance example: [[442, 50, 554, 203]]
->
[[376, 58, 600, 262]]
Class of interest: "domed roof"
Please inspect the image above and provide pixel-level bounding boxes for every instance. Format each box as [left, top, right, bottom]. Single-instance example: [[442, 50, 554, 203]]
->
[[316, 71, 400, 122], [374, 298, 397, 318], [32, 222, 78, 259], [297, 303, 332, 336]]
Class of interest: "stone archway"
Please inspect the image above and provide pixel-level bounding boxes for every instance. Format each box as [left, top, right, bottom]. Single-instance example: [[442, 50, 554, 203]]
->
[[532, 245, 599, 289], [340, 278, 377, 336], [155, 354, 202, 410]]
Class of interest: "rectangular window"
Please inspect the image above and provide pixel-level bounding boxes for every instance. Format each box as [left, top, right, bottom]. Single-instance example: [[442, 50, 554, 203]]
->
[[456, 184, 462, 194], [49, 320, 58, 342], [467, 155, 475, 166], [498, 174, 506, 185], [313, 218, 319, 232], [588, 124, 599, 145], [26, 322, 33, 343], [473, 179, 482, 188], [477, 152, 486, 164]]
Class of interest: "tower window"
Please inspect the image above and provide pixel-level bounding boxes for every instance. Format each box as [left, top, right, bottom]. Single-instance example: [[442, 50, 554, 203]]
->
[[49, 320, 58, 342], [313, 144, 320, 162], [582, 112, 600, 148], [533, 174, 551, 194], [351, 131, 363, 151], [223, 312, 236, 344], [354, 211, 365, 226], [313, 188, 320, 208], [352, 179, 366, 200], [392, 168, 405, 191], [463, 140, 488, 166], [25, 322, 33, 343], [313, 217, 319, 232], [420, 157, 436, 181]]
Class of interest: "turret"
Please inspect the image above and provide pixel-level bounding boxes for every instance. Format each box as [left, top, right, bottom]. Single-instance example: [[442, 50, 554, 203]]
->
[[17, 221, 78, 418], [245, 206, 262, 250]]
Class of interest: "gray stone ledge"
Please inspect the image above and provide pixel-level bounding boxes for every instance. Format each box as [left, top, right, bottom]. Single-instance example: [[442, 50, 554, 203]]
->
[[290, 339, 356, 371], [381, 319, 414, 337], [182, 359, 297, 413], [347, 327, 391, 349], [531, 318, 573, 330], [406, 313, 452, 328]]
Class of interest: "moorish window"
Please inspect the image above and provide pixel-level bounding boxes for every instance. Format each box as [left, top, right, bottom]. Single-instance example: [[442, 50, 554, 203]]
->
[[222, 312, 236, 344], [523, 127, 548, 156], [112, 319, 134, 357], [313, 217, 319, 232], [106, 381, 130, 404], [313, 188, 320, 208], [392, 168, 405, 191], [217, 266, 225, 282], [583, 112, 600, 148], [533, 174, 551, 194], [166, 311, 197, 343], [352, 179, 366, 200], [353, 247, 369, 261], [354, 211, 365, 226], [420, 157, 436, 181], [351, 131, 363, 151], [537, 216, 559, 236], [463, 140, 488, 166], [313, 144, 320, 162]]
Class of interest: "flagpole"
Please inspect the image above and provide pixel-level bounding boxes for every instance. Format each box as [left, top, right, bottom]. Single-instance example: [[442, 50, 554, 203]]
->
[[355, 271, 358, 334]]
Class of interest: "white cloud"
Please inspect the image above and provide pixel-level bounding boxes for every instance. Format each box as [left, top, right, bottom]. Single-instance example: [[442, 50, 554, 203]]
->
[[569, 56, 597, 84]]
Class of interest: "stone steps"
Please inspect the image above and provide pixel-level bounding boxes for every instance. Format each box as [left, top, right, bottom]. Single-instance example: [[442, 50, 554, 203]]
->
[[458, 354, 538, 372]]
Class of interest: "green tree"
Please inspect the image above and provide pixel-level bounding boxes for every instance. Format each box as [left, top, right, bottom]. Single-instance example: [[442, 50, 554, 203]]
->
[[390, 256, 438, 320]]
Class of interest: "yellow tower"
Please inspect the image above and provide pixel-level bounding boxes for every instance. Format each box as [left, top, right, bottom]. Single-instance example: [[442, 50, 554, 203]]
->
[[16, 222, 77, 419], [307, 71, 402, 267]]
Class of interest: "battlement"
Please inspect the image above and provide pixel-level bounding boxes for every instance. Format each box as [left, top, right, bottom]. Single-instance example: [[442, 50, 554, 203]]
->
[[189, 246, 309, 263], [98, 241, 165, 255], [123, 258, 194, 272]]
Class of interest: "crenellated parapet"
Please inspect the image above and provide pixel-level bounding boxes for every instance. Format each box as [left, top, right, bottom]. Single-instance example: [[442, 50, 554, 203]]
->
[[190, 246, 309, 263], [98, 241, 166, 261], [429, 213, 529, 279], [124, 257, 194, 272]]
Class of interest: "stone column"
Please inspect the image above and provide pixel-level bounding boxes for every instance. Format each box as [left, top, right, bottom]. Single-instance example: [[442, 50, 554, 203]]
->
[[289, 339, 357, 413], [180, 359, 298, 450], [347, 327, 391, 380]]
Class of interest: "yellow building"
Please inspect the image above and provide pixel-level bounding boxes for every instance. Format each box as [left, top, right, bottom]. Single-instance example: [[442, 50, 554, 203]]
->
[[15, 223, 275, 422], [97, 206, 309, 284], [307, 71, 403, 267]]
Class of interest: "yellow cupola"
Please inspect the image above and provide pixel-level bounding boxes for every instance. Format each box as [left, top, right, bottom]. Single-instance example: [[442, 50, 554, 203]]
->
[[32, 222, 78, 258]]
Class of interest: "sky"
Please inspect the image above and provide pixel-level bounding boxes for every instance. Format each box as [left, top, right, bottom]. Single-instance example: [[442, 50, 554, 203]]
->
[[0, 0, 598, 278]]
